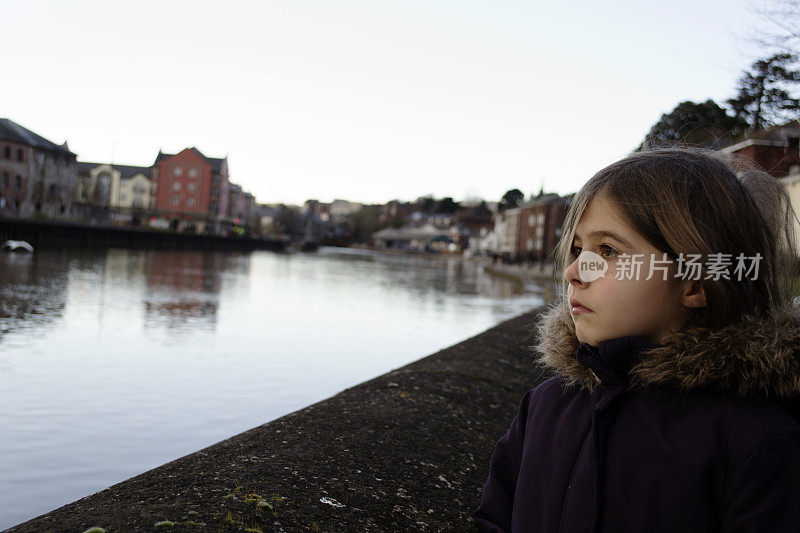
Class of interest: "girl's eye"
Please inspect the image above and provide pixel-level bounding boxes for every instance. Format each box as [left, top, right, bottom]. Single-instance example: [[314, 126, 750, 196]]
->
[[599, 244, 618, 258], [570, 245, 582, 259]]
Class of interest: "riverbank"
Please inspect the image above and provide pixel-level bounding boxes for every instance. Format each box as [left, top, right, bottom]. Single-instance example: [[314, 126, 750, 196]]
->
[[0, 218, 287, 251], [6, 307, 551, 532], [353, 244, 561, 298], [478, 260, 558, 289]]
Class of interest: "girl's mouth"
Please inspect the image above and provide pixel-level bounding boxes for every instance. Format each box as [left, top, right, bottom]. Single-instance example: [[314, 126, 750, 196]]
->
[[569, 298, 593, 314]]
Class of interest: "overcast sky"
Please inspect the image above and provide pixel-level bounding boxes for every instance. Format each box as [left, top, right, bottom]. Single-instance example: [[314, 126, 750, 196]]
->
[[2, 0, 770, 206]]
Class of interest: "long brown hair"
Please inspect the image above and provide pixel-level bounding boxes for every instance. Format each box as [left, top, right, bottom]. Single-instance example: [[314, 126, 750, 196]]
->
[[554, 147, 799, 329]]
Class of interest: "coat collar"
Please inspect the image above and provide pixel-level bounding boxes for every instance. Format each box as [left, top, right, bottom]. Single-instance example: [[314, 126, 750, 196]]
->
[[534, 300, 800, 398], [574, 337, 661, 389]]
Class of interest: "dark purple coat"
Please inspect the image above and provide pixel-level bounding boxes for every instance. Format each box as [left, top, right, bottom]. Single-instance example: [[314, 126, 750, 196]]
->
[[475, 304, 800, 532]]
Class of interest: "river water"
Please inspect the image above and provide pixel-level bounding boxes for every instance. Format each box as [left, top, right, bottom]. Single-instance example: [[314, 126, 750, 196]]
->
[[0, 246, 544, 529]]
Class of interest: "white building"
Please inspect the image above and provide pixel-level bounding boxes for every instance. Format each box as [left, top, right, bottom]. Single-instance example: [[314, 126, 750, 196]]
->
[[780, 169, 800, 255], [75, 162, 153, 222]]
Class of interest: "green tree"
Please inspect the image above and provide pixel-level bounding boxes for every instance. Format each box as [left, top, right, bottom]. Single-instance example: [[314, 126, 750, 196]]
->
[[420, 196, 437, 214], [475, 200, 492, 217], [437, 197, 460, 214], [640, 99, 747, 149], [273, 205, 304, 238], [727, 53, 800, 130], [349, 205, 382, 243], [499, 189, 524, 211], [388, 214, 406, 229]]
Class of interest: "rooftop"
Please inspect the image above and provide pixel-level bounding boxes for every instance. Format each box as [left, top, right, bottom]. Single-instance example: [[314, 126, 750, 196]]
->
[[0, 118, 76, 156], [154, 147, 226, 172], [77, 162, 152, 180]]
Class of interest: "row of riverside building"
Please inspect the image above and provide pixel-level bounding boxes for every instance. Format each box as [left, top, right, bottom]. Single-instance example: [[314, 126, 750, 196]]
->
[[4, 116, 800, 254], [369, 193, 570, 261], [372, 121, 800, 262], [0, 118, 257, 235]]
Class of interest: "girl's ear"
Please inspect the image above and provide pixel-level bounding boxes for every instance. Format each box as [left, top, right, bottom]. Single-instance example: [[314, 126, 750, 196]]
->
[[680, 280, 706, 308]]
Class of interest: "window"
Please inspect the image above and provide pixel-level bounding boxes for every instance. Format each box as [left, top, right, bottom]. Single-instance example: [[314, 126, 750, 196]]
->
[[189, 168, 198, 178], [173, 166, 183, 176], [151, 184, 157, 193], [188, 183, 196, 192], [210, 201, 218, 214], [49, 184, 56, 198], [538, 213, 545, 224], [36, 152, 45, 165], [97, 172, 111, 203], [211, 173, 220, 184], [187, 198, 196, 206], [120, 194, 127, 201], [14, 176, 21, 190], [1, 173, 7, 189], [173, 182, 181, 191], [172, 195, 179, 205], [211, 187, 219, 198], [133, 183, 146, 193], [2, 147, 9, 160], [16, 149, 23, 162], [0, 197, 5, 209], [528, 214, 535, 227]]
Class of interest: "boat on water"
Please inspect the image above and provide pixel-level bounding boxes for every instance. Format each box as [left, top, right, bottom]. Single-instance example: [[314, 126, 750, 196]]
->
[[1, 240, 34, 253]]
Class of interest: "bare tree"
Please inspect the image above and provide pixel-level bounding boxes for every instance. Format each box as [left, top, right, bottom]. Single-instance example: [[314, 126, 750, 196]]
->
[[750, 0, 800, 54]]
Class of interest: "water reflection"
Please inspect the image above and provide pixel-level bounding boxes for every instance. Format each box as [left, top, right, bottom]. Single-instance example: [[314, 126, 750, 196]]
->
[[0, 250, 70, 342], [314, 248, 526, 301], [143, 250, 228, 333]]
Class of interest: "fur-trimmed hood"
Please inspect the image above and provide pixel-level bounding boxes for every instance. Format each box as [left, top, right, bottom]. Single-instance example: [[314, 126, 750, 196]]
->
[[535, 300, 800, 398]]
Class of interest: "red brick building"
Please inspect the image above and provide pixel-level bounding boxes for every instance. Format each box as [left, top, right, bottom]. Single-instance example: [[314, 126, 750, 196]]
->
[[453, 205, 494, 251], [517, 193, 570, 261], [151, 147, 230, 232], [0, 118, 77, 219], [718, 121, 800, 177]]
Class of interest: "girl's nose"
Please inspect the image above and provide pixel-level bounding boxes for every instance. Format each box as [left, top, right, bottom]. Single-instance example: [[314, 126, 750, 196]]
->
[[564, 255, 585, 288]]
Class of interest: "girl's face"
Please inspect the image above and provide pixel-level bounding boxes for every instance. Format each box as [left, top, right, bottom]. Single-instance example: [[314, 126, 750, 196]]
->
[[564, 194, 692, 347]]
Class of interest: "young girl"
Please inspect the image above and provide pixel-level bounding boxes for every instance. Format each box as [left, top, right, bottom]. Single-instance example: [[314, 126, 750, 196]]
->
[[475, 148, 800, 532]]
